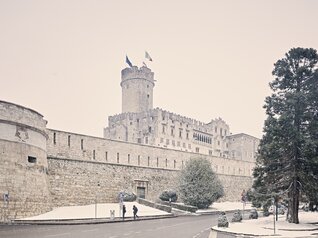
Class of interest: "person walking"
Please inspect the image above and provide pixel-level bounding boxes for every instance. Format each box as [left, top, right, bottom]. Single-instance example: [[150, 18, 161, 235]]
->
[[122, 204, 126, 220], [133, 205, 139, 220]]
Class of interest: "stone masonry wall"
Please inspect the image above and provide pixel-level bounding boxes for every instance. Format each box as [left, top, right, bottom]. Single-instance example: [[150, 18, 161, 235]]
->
[[48, 157, 252, 207], [48, 157, 179, 207], [47, 129, 255, 177]]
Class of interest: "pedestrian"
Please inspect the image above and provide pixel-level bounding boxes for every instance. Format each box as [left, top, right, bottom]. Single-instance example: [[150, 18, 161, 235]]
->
[[133, 205, 139, 220], [122, 204, 126, 220]]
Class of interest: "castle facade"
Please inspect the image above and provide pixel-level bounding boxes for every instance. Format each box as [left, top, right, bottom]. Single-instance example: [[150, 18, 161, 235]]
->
[[0, 66, 259, 221]]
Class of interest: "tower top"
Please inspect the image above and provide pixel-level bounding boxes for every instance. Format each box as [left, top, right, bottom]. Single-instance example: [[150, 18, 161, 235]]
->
[[121, 66, 154, 86]]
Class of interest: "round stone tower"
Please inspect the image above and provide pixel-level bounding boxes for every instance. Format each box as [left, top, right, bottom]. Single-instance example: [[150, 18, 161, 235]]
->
[[121, 66, 155, 113], [0, 101, 52, 221]]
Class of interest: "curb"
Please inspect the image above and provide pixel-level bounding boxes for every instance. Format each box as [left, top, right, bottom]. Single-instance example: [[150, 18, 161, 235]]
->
[[10, 214, 176, 225]]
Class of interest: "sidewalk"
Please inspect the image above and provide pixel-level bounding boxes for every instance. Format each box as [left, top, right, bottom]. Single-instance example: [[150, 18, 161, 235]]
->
[[211, 211, 318, 238]]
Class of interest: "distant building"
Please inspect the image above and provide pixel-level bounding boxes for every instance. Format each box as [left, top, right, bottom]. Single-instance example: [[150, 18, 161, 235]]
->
[[104, 66, 259, 159]]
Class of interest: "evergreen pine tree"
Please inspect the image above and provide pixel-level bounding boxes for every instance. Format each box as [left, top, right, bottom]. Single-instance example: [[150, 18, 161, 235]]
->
[[252, 48, 318, 223]]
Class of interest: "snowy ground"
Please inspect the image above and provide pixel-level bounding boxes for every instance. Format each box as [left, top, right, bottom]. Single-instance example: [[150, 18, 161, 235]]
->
[[18, 201, 318, 237], [20, 202, 168, 220], [214, 211, 318, 237]]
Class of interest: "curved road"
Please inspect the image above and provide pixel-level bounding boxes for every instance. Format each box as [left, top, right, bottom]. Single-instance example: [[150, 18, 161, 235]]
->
[[0, 214, 228, 238]]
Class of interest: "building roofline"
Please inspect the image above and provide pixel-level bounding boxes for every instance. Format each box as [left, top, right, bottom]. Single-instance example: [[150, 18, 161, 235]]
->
[[0, 100, 44, 117]]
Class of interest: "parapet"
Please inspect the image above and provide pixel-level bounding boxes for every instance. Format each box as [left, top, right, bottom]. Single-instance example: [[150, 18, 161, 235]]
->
[[121, 66, 155, 84]]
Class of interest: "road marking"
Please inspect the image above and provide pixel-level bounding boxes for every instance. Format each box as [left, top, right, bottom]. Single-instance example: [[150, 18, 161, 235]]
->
[[45, 233, 70, 237], [82, 229, 98, 232], [192, 227, 211, 238]]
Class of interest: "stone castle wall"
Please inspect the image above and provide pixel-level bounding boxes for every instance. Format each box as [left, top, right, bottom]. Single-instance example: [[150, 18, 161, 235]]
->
[[47, 129, 255, 204], [0, 101, 52, 221], [48, 157, 179, 206], [47, 157, 252, 207]]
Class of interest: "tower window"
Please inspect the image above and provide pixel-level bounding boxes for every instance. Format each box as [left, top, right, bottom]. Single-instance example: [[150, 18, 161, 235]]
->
[[81, 139, 84, 150], [117, 153, 119, 163], [53, 132, 56, 144], [28, 156, 37, 163], [147, 85, 149, 88], [93, 150, 96, 160], [68, 135, 71, 147], [147, 94, 149, 99], [138, 155, 140, 165]]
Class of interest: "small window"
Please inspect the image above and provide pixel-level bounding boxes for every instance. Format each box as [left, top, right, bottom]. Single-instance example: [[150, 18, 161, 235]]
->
[[147, 85, 149, 88], [128, 154, 130, 164], [138, 155, 141, 165], [148, 156, 150, 166], [53, 132, 56, 145], [165, 158, 168, 167], [68, 135, 71, 147], [93, 150, 96, 160], [81, 139, 84, 150], [117, 153, 119, 163], [149, 127, 152, 133], [157, 157, 159, 167], [28, 156, 36, 163], [105, 151, 108, 162], [195, 147, 200, 153], [174, 160, 176, 168], [147, 94, 149, 99]]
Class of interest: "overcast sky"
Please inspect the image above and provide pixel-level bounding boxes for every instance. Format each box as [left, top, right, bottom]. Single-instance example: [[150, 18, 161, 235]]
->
[[1, 0, 317, 139]]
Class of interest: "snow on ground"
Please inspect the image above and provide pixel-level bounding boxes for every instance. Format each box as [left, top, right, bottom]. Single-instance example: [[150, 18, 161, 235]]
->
[[21, 202, 168, 220], [19, 200, 318, 238], [214, 211, 318, 237]]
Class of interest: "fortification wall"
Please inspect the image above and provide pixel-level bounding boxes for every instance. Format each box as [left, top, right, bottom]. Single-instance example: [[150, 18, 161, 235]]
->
[[0, 101, 52, 221], [47, 129, 255, 176], [48, 157, 179, 206], [47, 129, 255, 204]]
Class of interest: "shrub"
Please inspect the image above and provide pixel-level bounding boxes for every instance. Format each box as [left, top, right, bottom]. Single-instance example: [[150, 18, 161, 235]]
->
[[178, 157, 224, 209], [119, 191, 137, 202], [159, 190, 178, 202]]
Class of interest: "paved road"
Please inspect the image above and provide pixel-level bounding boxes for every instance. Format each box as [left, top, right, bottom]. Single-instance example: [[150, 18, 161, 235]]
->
[[0, 214, 224, 238]]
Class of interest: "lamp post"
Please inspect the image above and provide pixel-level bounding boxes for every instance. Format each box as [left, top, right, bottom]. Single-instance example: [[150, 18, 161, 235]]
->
[[95, 183, 100, 219]]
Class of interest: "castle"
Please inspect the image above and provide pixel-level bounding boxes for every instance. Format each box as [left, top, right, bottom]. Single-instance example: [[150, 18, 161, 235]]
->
[[0, 65, 259, 221]]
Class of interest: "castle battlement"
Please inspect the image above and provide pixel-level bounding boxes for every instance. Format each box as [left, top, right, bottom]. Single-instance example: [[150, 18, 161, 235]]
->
[[121, 66, 154, 84]]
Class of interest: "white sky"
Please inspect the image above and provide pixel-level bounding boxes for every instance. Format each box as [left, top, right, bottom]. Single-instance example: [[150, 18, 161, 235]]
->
[[1, 0, 318, 139]]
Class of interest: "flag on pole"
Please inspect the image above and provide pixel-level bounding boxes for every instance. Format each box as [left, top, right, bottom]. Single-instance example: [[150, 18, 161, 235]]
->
[[126, 55, 133, 67], [142, 61, 148, 67], [145, 51, 153, 61]]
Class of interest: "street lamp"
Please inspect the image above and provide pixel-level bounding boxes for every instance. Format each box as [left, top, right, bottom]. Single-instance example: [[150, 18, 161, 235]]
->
[[95, 183, 100, 219]]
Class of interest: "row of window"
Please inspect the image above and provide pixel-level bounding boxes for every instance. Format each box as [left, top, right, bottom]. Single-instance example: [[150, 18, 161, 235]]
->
[[160, 138, 191, 149], [162, 125, 189, 139], [89, 151, 181, 169], [193, 133, 212, 144]]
